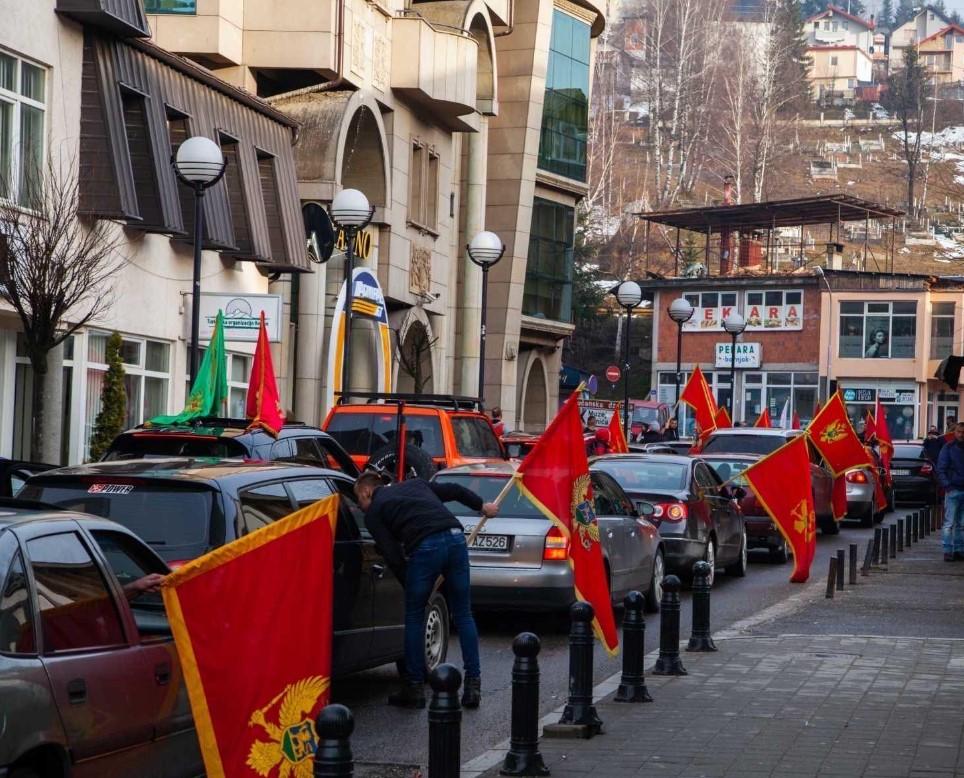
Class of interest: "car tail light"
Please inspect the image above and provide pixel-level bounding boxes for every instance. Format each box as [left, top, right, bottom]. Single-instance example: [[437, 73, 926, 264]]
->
[[846, 471, 868, 484], [653, 501, 688, 521], [543, 527, 569, 561], [920, 462, 934, 475]]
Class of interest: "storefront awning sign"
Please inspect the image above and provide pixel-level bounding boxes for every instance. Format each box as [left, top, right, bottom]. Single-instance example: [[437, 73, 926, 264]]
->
[[196, 293, 282, 343], [715, 342, 761, 369]]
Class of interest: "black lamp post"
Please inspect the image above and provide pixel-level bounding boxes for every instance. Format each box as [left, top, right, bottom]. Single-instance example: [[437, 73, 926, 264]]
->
[[329, 188, 373, 401], [614, 280, 643, 437], [723, 312, 746, 421], [172, 136, 226, 384], [467, 230, 505, 405], [667, 297, 695, 425]]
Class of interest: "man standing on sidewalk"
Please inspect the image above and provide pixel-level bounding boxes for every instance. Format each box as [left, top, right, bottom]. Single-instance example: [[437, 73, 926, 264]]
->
[[354, 472, 498, 709], [936, 422, 964, 561]]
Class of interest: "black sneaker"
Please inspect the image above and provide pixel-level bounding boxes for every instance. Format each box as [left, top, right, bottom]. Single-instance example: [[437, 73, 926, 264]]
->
[[388, 682, 426, 709], [945, 553, 955, 562], [461, 676, 481, 709]]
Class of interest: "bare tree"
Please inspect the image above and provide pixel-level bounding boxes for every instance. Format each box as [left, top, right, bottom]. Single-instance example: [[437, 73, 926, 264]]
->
[[0, 158, 122, 460], [885, 46, 929, 220], [394, 324, 437, 394]]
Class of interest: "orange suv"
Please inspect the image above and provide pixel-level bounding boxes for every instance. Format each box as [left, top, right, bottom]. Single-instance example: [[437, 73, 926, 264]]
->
[[322, 393, 506, 479]]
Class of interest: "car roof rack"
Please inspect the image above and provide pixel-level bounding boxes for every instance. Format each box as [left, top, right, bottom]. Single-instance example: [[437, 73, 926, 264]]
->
[[139, 416, 307, 430], [336, 391, 484, 412]]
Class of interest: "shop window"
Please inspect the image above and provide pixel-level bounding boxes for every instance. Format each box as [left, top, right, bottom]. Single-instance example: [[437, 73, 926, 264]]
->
[[408, 141, 439, 234], [538, 9, 590, 181], [220, 135, 253, 257], [257, 152, 287, 264], [838, 301, 916, 359], [0, 50, 45, 208], [524, 197, 574, 323], [121, 89, 163, 228], [843, 386, 918, 441], [184, 349, 250, 418], [931, 301, 954, 359], [144, 0, 196, 12]]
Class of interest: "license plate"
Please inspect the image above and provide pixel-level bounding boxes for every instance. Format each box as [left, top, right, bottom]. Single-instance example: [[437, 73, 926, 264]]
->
[[467, 534, 509, 551], [892, 469, 910, 476]]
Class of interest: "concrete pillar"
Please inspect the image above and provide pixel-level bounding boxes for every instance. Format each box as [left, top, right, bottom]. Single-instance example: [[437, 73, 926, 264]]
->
[[459, 114, 488, 397], [40, 340, 64, 464], [294, 262, 329, 426]]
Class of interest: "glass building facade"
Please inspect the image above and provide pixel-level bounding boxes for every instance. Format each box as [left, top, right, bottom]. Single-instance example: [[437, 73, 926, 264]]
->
[[144, 0, 197, 12], [523, 198, 574, 323]]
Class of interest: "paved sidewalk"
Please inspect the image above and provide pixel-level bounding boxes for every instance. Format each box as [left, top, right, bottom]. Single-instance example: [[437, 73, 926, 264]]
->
[[469, 522, 964, 778]]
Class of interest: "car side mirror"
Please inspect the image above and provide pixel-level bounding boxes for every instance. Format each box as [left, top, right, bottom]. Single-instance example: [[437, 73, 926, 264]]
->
[[635, 501, 656, 517]]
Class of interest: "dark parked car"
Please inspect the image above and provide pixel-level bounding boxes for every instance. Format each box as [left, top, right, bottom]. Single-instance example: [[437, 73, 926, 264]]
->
[[0, 502, 204, 777], [702, 454, 790, 563], [591, 454, 746, 585], [102, 418, 359, 477], [0, 458, 57, 498], [890, 442, 938, 505], [19, 459, 447, 678]]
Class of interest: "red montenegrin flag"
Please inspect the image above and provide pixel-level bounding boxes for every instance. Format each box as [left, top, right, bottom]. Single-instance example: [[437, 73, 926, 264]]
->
[[161, 494, 339, 778], [754, 408, 772, 428], [875, 400, 894, 472], [792, 411, 801, 430], [743, 435, 817, 583], [807, 393, 873, 476], [832, 474, 848, 521], [681, 366, 718, 440], [608, 411, 629, 453], [516, 390, 618, 654], [246, 311, 286, 437], [715, 406, 732, 429], [864, 410, 877, 442]]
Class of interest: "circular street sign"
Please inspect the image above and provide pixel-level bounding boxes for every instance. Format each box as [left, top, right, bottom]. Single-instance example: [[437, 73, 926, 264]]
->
[[605, 365, 621, 383]]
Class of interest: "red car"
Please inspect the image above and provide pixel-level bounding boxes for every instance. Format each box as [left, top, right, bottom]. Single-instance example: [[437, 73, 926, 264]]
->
[[700, 428, 838, 535]]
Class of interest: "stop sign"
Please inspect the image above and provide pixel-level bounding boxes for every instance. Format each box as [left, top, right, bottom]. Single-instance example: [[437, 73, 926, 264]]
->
[[605, 365, 621, 383]]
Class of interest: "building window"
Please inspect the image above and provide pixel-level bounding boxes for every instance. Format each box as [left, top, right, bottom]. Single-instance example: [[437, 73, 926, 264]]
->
[[830, 55, 838, 66], [85, 333, 171, 458], [408, 140, 438, 234], [13, 334, 73, 464], [257, 152, 287, 263], [839, 300, 917, 359], [931, 301, 954, 359], [744, 372, 819, 428], [166, 109, 196, 238], [524, 197, 574, 322], [121, 89, 163, 228], [0, 50, 46, 208], [842, 385, 918, 441], [144, 0, 197, 13], [220, 135, 253, 257], [185, 350, 251, 417], [538, 9, 591, 181]]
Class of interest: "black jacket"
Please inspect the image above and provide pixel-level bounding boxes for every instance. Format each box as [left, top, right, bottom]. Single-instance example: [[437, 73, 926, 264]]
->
[[364, 479, 484, 580], [662, 428, 679, 441], [938, 440, 964, 491], [923, 436, 945, 463]]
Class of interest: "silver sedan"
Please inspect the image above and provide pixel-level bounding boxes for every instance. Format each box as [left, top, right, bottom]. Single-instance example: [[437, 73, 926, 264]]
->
[[432, 462, 665, 613]]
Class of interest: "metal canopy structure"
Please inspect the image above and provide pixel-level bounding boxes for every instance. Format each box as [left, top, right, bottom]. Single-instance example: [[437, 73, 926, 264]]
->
[[635, 194, 904, 232], [633, 194, 906, 276]]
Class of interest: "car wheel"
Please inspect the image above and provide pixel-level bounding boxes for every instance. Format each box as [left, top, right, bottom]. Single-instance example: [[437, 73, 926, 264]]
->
[[368, 443, 436, 481], [769, 538, 789, 564], [703, 538, 716, 587], [724, 530, 748, 577], [424, 592, 449, 673], [644, 549, 664, 613]]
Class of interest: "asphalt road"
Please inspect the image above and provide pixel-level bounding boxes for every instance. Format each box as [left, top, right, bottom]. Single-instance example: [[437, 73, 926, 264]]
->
[[330, 516, 887, 771]]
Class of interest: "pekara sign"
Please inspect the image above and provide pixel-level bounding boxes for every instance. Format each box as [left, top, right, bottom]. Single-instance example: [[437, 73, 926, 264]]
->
[[715, 342, 762, 369], [197, 293, 281, 342]]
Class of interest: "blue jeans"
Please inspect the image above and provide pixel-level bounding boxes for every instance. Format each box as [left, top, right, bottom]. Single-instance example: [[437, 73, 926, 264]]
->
[[404, 528, 480, 683], [943, 490, 964, 553]]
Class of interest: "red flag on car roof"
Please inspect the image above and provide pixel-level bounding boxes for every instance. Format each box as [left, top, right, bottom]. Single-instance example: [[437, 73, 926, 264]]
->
[[754, 408, 772, 428], [715, 406, 732, 429], [514, 390, 618, 654], [246, 311, 286, 437], [680, 366, 718, 442], [608, 412, 629, 454], [792, 411, 802, 430], [742, 435, 817, 583], [875, 400, 894, 473], [864, 410, 876, 441], [807, 392, 873, 477]]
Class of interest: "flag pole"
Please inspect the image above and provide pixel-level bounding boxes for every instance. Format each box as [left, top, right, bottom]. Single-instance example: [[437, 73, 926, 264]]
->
[[465, 474, 518, 547]]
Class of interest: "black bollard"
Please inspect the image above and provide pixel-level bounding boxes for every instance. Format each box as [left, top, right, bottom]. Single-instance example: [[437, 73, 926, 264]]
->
[[849, 543, 858, 585], [428, 664, 462, 778], [881, 525, 889, 566], [501, 633, 550, 776], [921, 507, 928, 537], [558, 601, 603, 734], [861, 539, 873, 576], [836, 549, 845, 590], [872, 527, 882, 565], [889, 524, 897, 558], [615, 591, 653, 702], [905, 514, 912, 548], [687, 561, 717, 652], [313, 704, 354, 778], [653, 575, 687, 675], [925, 506, 932, 536], [897, 518, 904, 552], [826, 556, 837, 599], [912, 511, 919, 543]]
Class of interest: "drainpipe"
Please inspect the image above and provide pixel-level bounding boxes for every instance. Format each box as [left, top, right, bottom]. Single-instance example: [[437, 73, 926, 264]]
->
[[459, 115, 489, 395]]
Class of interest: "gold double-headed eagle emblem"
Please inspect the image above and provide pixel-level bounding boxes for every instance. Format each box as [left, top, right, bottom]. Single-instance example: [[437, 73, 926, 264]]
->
[[791, 499, 816, 544], [571, 473, 601, 550], [819, 420, 846, 444], [247, 676, 329, 777]]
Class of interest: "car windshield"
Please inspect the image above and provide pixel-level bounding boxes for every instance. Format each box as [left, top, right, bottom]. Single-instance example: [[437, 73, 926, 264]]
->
[[593, 460, 687, 491], [705, 459, 751, 486], [893, 444, 925, 459], [450, 417, 503, 458], [103, 434, 246, 461], [632, 408, 659, 424], [701, 434, 786, 455], [18, 480, 217, 562], [434, 473, 543, 518], [325, 413, 445, 457]]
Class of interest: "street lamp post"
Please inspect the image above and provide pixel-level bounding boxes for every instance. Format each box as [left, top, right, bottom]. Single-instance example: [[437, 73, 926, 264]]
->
[[329, 188, 373, 402], [815, 265, 833, 401], [467, 231, 506, 405], [668, 297, 695, 425], [172, 136, 226, 384], [614, 280, 643, 437], [723, 312, 746, 421]]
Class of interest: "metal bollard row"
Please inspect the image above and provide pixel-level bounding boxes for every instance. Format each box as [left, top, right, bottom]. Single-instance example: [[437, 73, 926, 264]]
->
[[615, 591, 653, 702], [653, 575, 687, 676], [825, 556, 837, 599], [687, 561, 717, 652]]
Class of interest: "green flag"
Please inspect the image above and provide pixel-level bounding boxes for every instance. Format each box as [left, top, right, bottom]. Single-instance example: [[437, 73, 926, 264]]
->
[[149, 310, 229, 425]]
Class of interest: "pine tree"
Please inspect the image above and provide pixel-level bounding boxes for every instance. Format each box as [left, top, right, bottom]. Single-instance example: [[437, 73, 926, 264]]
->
[[773, 0, 812, 111], [878, 0, 894, 29], [894, 0, 916, 27], [88, 331, 127, 460]]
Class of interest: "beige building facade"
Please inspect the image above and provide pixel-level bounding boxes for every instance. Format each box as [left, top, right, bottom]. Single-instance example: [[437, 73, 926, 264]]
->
[[148, 0, 606, 432]]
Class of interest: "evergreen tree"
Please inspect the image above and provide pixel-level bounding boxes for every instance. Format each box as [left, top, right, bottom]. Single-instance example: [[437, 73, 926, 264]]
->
[[800, 0, 825, 20], [878, 0, 894, 29], [894, 0, 916, 27], [773, 0, 812, 111], [88, 331, 127, 460]]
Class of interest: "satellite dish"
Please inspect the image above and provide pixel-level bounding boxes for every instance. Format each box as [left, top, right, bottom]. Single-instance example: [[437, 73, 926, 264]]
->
[[302, 202, 335, 264]]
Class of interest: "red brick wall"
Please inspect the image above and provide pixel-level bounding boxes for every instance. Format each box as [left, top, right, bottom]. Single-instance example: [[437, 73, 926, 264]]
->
[[655, 284, 822, 366]]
